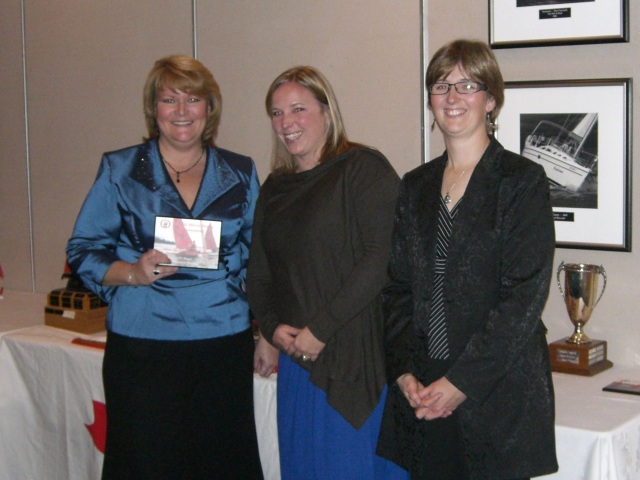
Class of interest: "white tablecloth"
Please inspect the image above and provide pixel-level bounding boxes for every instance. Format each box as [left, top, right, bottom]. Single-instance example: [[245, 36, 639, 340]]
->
[[543, 367, 640, 480], [0, 326, 105, 480], [2, 292, 639, 480], [0, 324, 280, 480], [254, 371, 280, 480]]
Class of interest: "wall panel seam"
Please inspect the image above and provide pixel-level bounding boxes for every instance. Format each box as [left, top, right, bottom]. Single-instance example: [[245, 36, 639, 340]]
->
[[192, 0, 198, 58], [21, 0, 36, 292], [421, 0, 428, 164]]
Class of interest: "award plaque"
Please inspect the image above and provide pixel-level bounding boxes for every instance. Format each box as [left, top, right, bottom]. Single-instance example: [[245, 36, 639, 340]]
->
[[549, 262, 613, 376], [154, 217, 221, 269], [44, 262, 107, 334]]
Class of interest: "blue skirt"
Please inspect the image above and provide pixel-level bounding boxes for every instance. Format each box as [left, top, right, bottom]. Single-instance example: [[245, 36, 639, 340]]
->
[[277, 353, 408, 480]]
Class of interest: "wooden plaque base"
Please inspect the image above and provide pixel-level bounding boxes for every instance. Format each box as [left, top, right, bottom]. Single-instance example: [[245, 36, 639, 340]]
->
[[44, 286, 107, 334], [44, 306, 106, 334], [549, 338, 613, 376]]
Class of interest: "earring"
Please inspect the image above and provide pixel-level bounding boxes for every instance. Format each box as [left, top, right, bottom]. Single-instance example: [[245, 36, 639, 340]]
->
[[430, 119, 436, 132], [486, 112, 493, 127]]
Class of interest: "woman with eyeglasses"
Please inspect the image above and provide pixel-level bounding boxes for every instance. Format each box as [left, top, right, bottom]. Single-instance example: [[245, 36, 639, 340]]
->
[[376, 39, 558, 479]]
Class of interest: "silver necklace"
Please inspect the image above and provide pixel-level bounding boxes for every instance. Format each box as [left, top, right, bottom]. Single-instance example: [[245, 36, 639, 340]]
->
[[162, 148, 205, 183], [443, 168, 468, 204]]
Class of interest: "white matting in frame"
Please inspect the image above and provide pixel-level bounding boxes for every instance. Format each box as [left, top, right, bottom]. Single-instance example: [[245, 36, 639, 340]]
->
[[496, 78, 631, 251], [489, 0, 628, 48]]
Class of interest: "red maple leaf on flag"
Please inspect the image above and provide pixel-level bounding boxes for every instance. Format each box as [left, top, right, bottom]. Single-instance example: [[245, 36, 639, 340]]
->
[[85, 400, 107, 453]]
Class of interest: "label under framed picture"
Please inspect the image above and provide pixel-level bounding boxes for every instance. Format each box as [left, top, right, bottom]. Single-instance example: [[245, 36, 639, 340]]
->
[[153, 216, 222, 269]]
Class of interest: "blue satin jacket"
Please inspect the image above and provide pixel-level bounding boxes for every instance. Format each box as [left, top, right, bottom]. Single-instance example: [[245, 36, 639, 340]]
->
[[66, 139, 259, 340]]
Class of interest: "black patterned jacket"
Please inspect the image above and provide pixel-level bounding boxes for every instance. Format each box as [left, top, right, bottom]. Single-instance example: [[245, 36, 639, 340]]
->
[[378, 137, 559, 479]]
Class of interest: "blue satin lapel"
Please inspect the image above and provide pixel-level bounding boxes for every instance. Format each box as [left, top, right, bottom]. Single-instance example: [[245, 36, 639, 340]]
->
[[128, 141, 241, 218], [191, 149, 240, 218], [129, 141, 191, 217]]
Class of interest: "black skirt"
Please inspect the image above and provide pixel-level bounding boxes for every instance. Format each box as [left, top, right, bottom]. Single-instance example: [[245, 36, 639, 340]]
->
[[101, 329, 263, 480], [377, 356, 470, 480]]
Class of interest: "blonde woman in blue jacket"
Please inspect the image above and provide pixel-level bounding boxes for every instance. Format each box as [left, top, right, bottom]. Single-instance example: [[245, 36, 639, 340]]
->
[[67, 55, 263, 480]]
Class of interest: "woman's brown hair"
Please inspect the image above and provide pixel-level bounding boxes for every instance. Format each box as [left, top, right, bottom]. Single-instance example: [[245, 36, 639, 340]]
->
[[143, 55, 222, 146]]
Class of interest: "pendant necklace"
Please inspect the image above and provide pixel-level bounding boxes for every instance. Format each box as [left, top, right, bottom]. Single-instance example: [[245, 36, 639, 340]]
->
[[443, 168, 468, 204], [162, 148, 205, 183]]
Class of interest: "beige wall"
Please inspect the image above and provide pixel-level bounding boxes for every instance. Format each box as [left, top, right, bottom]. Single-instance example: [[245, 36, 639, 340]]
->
[[199, 0, 423, 183], [1, 0, 31, 290], [1, 1, 638, 366]]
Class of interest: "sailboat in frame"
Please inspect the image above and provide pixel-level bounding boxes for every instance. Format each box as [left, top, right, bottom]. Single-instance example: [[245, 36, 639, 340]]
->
[[522, 113, 598, 192]]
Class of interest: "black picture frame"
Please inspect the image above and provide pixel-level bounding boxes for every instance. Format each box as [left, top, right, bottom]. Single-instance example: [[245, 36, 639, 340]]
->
[[497, 78, 632, 251], [489, 0, 629, 49]]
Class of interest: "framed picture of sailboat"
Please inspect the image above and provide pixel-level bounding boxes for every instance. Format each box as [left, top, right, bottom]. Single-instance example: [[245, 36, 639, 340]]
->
[[489, 0, 629, 48], [497, 78, 632, 251]]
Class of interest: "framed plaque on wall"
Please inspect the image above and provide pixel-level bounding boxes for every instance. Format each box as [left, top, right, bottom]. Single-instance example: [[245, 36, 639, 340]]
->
[[489, 0, 629, 49]]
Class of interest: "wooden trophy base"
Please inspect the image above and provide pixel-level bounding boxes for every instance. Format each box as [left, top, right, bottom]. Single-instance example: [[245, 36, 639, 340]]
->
[[44, 305, 107, 334], [549, 338, 613, 376]]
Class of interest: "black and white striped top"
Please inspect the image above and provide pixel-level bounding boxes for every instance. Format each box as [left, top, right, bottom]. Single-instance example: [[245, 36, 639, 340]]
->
[[427, 197, 462, 360]]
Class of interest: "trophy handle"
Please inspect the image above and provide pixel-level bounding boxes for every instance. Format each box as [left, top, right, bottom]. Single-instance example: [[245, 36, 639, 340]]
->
[[556, 261, 566, 297], [595, 265, 607, 306]]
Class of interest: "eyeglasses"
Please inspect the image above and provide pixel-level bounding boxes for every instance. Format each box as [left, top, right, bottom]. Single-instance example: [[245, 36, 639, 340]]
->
[[428, 81, 488, 95]]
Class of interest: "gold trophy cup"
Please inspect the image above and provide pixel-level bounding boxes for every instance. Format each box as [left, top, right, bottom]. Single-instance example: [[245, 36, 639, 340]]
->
[[548, 262, 613, 376]]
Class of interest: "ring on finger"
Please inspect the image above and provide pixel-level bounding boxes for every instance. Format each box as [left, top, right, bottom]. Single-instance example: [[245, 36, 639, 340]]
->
[[301, 354, 310, 361], [152, 268, 161, 276]]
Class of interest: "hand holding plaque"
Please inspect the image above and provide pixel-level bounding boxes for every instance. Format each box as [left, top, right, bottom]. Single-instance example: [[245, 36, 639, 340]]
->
[[548, 262, 613, 376]]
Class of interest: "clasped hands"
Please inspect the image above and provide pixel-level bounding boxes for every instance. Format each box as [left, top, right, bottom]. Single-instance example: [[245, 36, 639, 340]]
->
[[397, 373, 467, 421], [254, 324, 325, 378], [273, 324, 325, 362]]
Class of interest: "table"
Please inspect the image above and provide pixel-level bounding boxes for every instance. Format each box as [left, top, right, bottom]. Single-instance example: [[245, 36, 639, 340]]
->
[[2, 293, 639, 480], [0, 323, 280, 480], [0, 326, 105, 480], [542, 367, 640, 480]]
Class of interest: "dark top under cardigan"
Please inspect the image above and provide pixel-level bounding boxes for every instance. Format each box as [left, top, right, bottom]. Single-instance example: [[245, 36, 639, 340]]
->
[[377, 138, 559, 479], [246, 146, 400, 428]]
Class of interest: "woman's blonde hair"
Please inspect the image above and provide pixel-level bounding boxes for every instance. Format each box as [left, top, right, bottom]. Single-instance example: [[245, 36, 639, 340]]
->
[[426, 39, 504, 134], [143, 54, 222, 146], [265, 66, 357, 175]]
